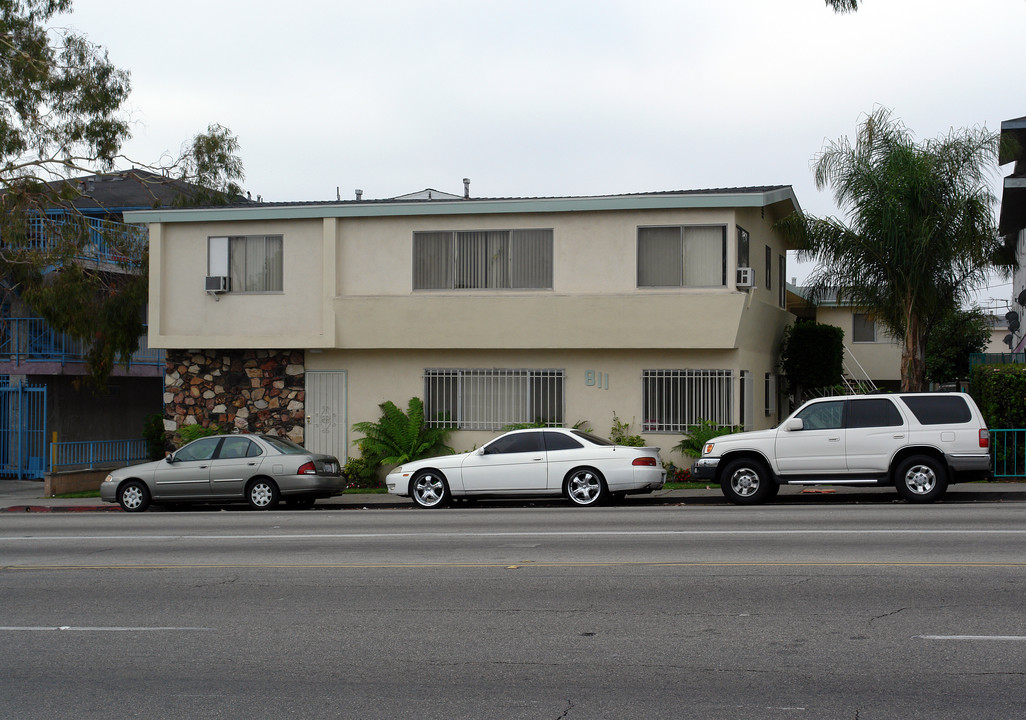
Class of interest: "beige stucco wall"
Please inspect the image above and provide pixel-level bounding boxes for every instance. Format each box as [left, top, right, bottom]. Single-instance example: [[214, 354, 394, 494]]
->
[[149, 218, 335, 348], [145, 197, 797, 463], [815, 306, 902, 383], [305, 346, 786, 467]]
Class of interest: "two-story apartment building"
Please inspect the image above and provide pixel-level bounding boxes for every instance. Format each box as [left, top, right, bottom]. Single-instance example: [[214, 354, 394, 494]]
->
[[126, 185, 799, 465]]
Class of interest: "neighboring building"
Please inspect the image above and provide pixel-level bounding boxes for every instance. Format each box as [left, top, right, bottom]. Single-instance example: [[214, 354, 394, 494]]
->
[[0, 170, 219, 478], [999, 116, 1026, 351], [788, 285, 1009, 391], [125, 184, 801, 466], [786, 285, 900, 392]]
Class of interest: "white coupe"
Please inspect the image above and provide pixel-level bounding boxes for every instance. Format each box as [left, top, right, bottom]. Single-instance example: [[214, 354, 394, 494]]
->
[[386, 427, 666, 508]]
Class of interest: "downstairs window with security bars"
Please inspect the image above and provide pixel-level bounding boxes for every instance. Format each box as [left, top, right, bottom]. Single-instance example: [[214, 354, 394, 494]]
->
[[642, 369, 734, 432], [424, 369, 565, 430]]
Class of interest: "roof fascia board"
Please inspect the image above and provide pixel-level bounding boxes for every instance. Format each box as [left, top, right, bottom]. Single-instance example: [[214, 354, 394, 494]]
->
[[124, 187, 798, 225]]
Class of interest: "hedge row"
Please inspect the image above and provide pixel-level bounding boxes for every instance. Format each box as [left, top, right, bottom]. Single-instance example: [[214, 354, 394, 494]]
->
[[970, 364, 1026, 428]]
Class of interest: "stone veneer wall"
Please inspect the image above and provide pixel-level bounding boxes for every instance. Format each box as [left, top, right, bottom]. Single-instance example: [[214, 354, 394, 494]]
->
[[164, 349, 305, 443]]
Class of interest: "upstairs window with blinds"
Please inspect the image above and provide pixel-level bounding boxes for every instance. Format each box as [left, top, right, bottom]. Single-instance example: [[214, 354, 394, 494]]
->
[[208, 235, 283, 292], [413, 229, 553, 290], [637, 225, 727, 288]]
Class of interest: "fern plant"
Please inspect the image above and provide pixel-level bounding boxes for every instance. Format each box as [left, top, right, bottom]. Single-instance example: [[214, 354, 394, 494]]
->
[[673, 419, 743, 459], [352, 397, 454, 472]]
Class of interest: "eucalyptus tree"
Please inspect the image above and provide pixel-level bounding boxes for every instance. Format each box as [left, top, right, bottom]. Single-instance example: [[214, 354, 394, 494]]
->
[[779, 107, 1001, 392], [1, 0, 244, 382]]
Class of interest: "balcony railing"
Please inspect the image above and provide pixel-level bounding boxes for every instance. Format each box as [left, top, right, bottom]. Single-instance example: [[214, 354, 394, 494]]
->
[[0, 318, 163, 367], [2, 211, 147, 267]]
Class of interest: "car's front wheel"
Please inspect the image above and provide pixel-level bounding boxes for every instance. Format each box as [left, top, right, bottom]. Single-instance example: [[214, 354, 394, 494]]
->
[[894, 455, 947, 503], [564, 467, 607, 507], [117, 480, 151, 513], [720, 458, 775, 505], [410, 470, 450, 509], [246, 478, 280, 510]]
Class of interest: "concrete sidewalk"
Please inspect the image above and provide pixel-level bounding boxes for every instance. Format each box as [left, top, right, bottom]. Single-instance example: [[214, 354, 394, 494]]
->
[[3, 478, 1026, 512]]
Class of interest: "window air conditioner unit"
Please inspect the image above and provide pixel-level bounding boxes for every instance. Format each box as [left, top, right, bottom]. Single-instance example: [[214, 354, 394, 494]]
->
[[736, 267, 754, 289], [205, 275, 228, 293]]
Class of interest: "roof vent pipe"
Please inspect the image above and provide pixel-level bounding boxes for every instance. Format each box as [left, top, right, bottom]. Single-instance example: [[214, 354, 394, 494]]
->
[[356, 189, 363, 200], [463, 178, 470, 198]]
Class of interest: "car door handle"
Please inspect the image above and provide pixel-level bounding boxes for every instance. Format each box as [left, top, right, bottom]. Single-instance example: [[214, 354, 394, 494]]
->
[[827, 437, 840, 442], [532, 457, 544, 461], [892, 434, 905, 439]]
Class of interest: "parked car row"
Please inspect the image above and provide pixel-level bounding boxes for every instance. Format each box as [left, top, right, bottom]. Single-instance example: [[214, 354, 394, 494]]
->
[[101, 392, 992, 512]]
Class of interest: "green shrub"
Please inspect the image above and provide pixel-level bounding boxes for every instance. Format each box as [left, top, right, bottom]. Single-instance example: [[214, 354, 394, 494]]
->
[[673, 418, 743, 459], [176, 423, 221, 446], [610, 413, 646, 446], [342, 455, 381, 488], [142, 413, 166, 459], [970, 364, 1026, 428]]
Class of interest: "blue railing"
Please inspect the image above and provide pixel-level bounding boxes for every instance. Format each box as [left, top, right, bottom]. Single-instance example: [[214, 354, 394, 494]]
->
[[2, 212, 147, 266], [51, 439, 150, 471], [0, 318, 163, 367], [990, 429, 1026, 478]]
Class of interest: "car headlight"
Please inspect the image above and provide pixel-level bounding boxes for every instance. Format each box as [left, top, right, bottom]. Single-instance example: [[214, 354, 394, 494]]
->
[[392, 465, 402, 475], [104, 474, 115, 483], [703, 443, 715, 455]]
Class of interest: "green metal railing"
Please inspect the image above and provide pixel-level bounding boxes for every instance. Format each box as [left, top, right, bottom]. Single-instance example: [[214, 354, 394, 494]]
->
[[989, 429, 1026, 478]]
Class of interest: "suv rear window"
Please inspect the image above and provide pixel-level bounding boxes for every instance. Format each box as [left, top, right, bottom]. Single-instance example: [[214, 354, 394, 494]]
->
[[899, 395, 972, 425]]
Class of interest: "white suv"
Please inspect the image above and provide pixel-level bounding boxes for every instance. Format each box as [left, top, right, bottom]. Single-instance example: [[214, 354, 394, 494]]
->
[[691, 393, 991, 504]]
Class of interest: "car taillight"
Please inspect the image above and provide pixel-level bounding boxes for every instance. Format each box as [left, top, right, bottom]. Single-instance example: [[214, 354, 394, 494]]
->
[[298, 461, 317, 475], [980, 429, 990, 449], [632, 457, 657, 467]]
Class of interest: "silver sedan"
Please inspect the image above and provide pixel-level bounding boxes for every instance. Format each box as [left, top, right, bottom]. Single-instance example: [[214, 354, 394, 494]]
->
[[100, 434, 344, 512]]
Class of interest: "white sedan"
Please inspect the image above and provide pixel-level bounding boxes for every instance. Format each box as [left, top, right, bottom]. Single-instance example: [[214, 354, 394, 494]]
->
[[386, 427, 666, 508]]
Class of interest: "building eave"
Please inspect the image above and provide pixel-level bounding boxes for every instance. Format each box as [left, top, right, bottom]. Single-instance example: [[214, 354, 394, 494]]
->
[[123, 186, 800, 225], [999, 176, 1026, 236]]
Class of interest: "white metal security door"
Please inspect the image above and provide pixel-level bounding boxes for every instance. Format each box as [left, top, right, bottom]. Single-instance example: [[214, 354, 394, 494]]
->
[[305, 371, 347, 462]]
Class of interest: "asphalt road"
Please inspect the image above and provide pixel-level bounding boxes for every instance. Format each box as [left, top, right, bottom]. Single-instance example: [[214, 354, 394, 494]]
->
[[2, 504, 1025, 719]]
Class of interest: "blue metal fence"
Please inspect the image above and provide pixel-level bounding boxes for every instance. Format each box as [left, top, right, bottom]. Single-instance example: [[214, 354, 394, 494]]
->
[[0, 381, 49, 479], [0, 318, 163, 367], [50, 439, 150, 471]]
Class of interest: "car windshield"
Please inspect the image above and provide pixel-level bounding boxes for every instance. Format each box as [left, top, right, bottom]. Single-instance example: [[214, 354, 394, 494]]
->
[[571, 430, 614, 446], [258, 435, 308, 455]]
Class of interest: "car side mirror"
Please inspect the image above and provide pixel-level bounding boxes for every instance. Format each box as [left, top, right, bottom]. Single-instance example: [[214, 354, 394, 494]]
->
[[786, 418, 804, 432], [165, 453, 174, 464]]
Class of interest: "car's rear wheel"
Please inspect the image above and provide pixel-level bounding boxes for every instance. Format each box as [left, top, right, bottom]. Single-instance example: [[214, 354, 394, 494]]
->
[[410, 470, 450, 508], [117, 480, 151, 513], [894, 455, 947, 503], [247, 478, 280, 510], [564, 467, 607, 507], [720, 458, 775, 505]]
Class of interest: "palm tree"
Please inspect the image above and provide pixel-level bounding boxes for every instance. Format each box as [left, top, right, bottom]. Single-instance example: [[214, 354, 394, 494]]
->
[[779, 107, 1001, 391], [825, 0, 860, 12]]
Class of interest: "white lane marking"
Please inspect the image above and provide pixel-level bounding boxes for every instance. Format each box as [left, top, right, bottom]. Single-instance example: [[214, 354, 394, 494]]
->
[[0, 626, 213, 632], [915, 635, 1026, 641], [2, 529, 1026, 542]]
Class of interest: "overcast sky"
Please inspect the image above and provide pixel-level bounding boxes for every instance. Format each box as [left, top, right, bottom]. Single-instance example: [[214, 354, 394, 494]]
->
[[68, 0, 1025, 308]]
